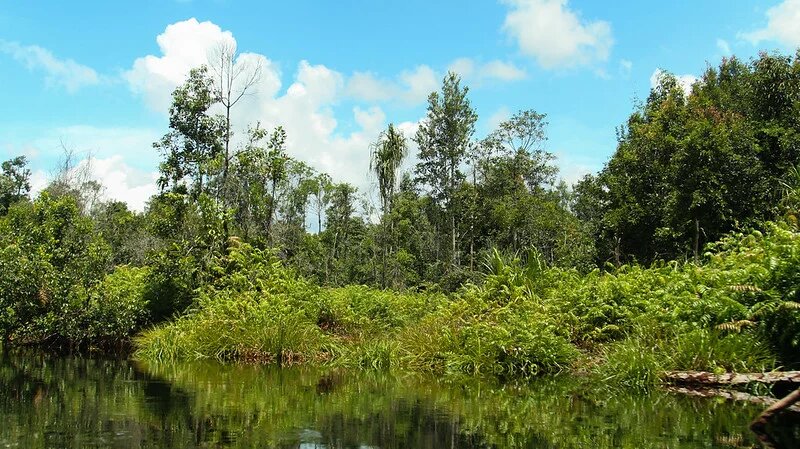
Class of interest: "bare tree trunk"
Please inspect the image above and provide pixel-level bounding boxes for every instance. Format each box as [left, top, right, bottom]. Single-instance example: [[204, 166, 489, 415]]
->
[[693, 218, 700, 263]]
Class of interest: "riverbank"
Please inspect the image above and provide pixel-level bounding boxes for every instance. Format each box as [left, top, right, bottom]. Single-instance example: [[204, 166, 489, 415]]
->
[[132, 222, 800, 388]]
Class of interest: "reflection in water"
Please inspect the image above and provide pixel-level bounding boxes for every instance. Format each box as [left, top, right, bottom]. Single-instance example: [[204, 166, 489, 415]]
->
[[0, 350, 797, 448]]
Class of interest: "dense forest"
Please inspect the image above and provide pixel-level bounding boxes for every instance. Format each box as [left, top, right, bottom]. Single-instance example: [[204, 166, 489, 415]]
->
[[2, 51, 800, 385]]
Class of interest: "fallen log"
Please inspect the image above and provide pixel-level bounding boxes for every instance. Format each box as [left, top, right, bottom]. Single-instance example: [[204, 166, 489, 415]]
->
[[664, 370, 800, 387]]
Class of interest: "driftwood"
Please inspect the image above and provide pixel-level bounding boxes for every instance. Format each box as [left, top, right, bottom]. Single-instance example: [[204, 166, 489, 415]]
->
[[664, 376, 800, 449], [664, 370, 800, 387], [751, 387, 800, 429], [750, 387, 800, 449], [665, 386, 800, 412]]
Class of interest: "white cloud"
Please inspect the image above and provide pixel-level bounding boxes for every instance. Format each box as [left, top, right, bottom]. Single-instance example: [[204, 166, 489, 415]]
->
[[125, 18, 399, 192], [125, 18, 282, 113], [346, 72, 396, 102], [26, 156, 158, 213], [650, 69, 698, 98], [716, 38, 731, 55], [0, 40, 100, 92], [482, 60, 527, 81], [7, 126, 163, 211], [347, 58, 524, 107], [502, 0, 613, 69], [80, 156, 159, 212], [345, 65, 439, 105], [741, 0, 800, 47], [448, 58, 527, 83], [398, 65, 442, 104], [554, 151, 595, 186]]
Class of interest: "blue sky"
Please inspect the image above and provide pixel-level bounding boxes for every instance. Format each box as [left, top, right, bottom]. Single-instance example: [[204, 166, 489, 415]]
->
[[1, 0, 799, 210]]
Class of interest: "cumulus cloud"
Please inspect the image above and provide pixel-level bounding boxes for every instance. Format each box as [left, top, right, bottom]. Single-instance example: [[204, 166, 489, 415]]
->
[[554, 151, 596, 186], [650, 69, 698, 98], [741, 0, 800, 47], [124, 18, 282, 113], [125, 18, 398, 191], [7, 126, 163, 211], [486, 107, 511, 133], [347, 58, 524, 107], [80, 156, 159, 212], [26, 157, 158, 213], [0, 40, 100, 92], [502, 0, 613, 69]]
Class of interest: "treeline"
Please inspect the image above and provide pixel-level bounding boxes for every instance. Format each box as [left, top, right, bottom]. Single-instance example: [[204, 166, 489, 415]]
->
[[1, 51, 799, 355], [576, 52, 800, 264], [147, 67, 591, 293]]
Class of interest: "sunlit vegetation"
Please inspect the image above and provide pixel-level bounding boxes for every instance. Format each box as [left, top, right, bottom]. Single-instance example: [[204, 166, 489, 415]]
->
[[1, 51, 800, 387]]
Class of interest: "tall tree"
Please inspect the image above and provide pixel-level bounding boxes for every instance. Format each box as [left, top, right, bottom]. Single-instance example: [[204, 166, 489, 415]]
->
[[154, 66, 225, 198], [414, 72, 477, 267], [370, 123, 408, 287], [208, 42, 262, 198]]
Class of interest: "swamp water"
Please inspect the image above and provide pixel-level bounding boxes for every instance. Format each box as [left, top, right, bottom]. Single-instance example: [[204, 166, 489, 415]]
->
[[1, 352, 797, 448]]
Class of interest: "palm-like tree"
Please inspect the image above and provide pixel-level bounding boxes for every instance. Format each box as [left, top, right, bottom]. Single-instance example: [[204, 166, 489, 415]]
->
[[370, 124, 408, 287]]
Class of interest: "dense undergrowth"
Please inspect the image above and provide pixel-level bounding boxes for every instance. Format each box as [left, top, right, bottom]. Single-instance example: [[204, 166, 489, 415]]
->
[[133, 220, 800, 386], [3, 194, 799, 387]]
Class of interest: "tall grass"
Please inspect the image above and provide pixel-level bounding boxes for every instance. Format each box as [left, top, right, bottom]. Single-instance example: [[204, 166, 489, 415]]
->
[[135, 222, 800, 384]]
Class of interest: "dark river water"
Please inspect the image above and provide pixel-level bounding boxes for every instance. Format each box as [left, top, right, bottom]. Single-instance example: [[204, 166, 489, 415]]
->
[[1, 351, 797, 448]]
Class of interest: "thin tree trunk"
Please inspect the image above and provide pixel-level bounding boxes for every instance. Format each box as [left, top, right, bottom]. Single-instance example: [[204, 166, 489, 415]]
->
[[452, 213, 457, 266], [382, 213, 388, 288], [267, 181, 277, 241], [693, 218, 700, 263]]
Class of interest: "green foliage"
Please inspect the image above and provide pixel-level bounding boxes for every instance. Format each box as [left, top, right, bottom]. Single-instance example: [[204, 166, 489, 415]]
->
[[0, 192, 154, 347], [136, 242, 328, 362], [135, 220, 800, 381], [0, 156, 31, 214], [595, 338, 667, 390], [582, 52, 800, 265]]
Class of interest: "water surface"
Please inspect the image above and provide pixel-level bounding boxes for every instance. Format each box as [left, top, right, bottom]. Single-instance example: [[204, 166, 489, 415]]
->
[[1, 352, 796, 448]]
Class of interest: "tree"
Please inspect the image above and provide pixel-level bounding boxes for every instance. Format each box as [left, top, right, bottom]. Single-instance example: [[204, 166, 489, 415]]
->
[[481, 109, 557, 191], [0, 156, 31, 214], [323, 183, 359, 284], [307, 173, 332, 234], [584, 52, 800, 264], [370, 123, 408, 286], [414, 72, 477, 267], [208, 42, 262, 199], [155, 65, 225, 199]]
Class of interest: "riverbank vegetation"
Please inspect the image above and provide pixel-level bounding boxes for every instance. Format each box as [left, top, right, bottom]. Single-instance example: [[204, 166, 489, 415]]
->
[[2, 51, 800, 387]]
